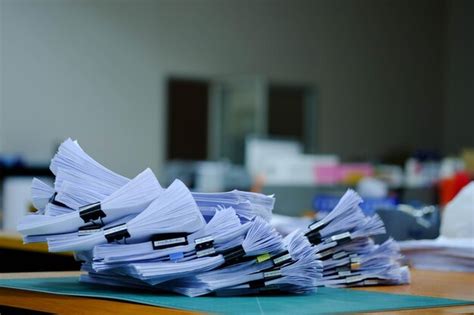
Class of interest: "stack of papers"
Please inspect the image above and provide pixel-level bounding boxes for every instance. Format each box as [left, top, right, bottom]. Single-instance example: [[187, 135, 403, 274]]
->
[[18, 138, 409, 296], [398, 182, 474, 273], [301, 190, 410, 287], [398, 237, 474, 272]]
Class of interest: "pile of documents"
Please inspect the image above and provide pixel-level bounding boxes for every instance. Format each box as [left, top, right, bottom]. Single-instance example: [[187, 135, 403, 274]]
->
[[18, 139, 409, 296], [302, 190, 410, 287], [398, 237, 474, 272], [398, 182, 474, 273]]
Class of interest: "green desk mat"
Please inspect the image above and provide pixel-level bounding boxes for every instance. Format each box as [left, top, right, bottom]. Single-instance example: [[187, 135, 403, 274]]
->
[[0, 277, 472, 314]]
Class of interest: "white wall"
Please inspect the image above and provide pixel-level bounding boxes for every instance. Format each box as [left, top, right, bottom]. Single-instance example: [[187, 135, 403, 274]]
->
[[443, 0, 474, 154], [1, 0, 163, 177], [0, 0, 445, 177]]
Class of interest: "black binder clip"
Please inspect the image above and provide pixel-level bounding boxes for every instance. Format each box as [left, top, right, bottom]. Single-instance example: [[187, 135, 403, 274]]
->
[[79, 202, 106, 224], [332, 250, 349, 260], [221, 245, 246, 265], [78, 222, 103, 236], [304, 219, 327, 245], [329, 232, 352, 246], [305, 229, 322, 245], [248, 270, 281, 292], [151, 232, 189, 250], [195, 236, 215, 257], [271, 251, 292, 267], [104, 223, 130, 243], [262, 269, 282, 280], [315, 247, 336, 260], [307, 220, 327, 232], [48, 192, 71, 209], [332, 255, 361, 273], [322, 268, 336, 277]]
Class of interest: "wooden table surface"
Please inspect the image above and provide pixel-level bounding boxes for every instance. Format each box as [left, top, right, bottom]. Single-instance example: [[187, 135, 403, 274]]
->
[[0, 269, 473, 314]]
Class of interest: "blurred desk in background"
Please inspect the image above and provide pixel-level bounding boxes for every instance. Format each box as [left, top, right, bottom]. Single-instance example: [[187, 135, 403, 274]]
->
[[0, 165, 53, 231], [262, 184, 347, 216], [0, 231, 80, 272], [263, 184, 437, 216]]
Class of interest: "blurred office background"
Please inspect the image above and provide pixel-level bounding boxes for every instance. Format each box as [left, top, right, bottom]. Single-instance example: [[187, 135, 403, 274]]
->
[[0, 0, 473, 271]]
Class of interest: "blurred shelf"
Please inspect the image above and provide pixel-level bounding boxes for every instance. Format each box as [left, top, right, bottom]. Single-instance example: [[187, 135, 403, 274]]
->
[[0, 165, 53, 179], [0, 231, 72, 256]]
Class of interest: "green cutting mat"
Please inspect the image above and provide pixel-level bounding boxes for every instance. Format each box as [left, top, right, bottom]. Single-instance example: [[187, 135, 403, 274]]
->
[[0, 277, 472, 314]]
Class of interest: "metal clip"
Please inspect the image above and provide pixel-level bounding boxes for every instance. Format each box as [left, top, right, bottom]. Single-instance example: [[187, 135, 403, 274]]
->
[[79, 202, 106, 224], [103, 223, 130, 243]]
